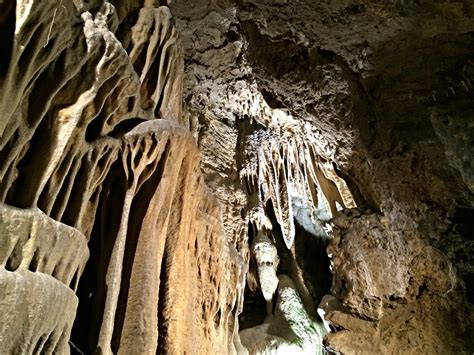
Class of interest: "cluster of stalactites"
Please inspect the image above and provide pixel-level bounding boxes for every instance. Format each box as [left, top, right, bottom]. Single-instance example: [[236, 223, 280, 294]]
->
[[242, 134, 356, 249]]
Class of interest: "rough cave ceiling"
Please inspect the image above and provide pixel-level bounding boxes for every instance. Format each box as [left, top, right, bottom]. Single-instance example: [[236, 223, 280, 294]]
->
[[0, 0, 473, 354]]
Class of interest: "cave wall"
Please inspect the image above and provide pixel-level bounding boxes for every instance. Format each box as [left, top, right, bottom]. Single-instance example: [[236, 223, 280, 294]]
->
[[0, 1, 244, 353], [171, 0, 474, 353], [0, 0, 473, 354]]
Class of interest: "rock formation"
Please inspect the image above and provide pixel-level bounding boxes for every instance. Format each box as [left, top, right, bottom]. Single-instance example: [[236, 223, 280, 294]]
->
[[0, 0, 473, 354], [172, 0, 474, 353], [0, 1, 244, 353]]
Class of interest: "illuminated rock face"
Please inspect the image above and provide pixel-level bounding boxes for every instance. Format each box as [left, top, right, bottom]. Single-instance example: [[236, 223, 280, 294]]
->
[[0, 2, 244, 354], [0, 205, 87, 354], [172, 0, 474, 353], [1, 0, 474, 354]]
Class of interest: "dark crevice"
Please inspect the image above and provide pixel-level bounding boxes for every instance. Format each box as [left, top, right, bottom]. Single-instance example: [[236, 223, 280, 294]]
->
[[32, 334, 51, 354], [155, 70, 170, 118], [335, 165, 376, 212], [140, 42, 168, 112], [240, 221, 265, 328], [71, 160, 127, 354], [70, 268, 80, 290], [115, 10, 140, 51], [453, 208, 474, 240], [44, 156, 78, 220], [17, 23, 45, 72], [226, 29, 240, 42], [52, 262, 62, 280], [6, 110, 70, 209], [42, 329, 58, 354], [58, 158, 88, 227], [132, 140, 145, 167], [0, 129, 19, 174], [32, 333, 48, 354], [25, 48, 69, 128], [463, 273, 474, 304], [239, 282, 267, 330], [294, 219, 332, 307], [131, 44, 148, 76], [416, 283, 427, 299], [261, 88, 285, 109], [108, 118, 148, 138], [5, 256, 17, 272], [156, 246, 169, 354], [0, 0, 15, 77], [85, 74, 127, 142], [29, 250, 40, 272]]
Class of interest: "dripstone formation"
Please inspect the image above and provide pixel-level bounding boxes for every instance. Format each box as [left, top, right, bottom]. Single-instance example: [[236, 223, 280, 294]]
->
[[0, 2, 243, 353], [0, 0, 473, 354]]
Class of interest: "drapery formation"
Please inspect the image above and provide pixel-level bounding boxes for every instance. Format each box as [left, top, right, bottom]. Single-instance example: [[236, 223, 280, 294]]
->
[[0, 2, 244, 353]]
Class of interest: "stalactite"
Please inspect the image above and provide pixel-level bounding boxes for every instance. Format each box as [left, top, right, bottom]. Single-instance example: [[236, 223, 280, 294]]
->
[[242, 124, 356, 250], [238, 114, 356, 353]]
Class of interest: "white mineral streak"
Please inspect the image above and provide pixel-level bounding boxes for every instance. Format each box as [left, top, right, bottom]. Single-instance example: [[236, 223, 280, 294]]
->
[[15, 0, 34, 35], [317, 294, 342, 333]]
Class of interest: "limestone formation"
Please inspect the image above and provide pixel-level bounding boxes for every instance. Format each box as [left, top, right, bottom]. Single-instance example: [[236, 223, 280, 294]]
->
[[0, 205, 87, 353], [0, 1, 244, 354], [240, 275, 326, 355], [172, 0, 474, 353], [1, 0, 473, 354], [241, 117, 356, 249]]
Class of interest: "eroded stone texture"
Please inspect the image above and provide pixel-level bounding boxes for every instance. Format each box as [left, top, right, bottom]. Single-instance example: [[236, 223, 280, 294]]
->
[[1, 0, 474, 354], [0, 1, 244, 354], [325, 209, 473, 353], [0, 269, 78, 354], [0, 205, 87, 354], [171, 0, 474, 353], [92, 120, 245, 355]]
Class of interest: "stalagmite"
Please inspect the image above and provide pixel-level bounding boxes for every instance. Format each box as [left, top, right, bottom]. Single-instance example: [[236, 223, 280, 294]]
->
[[252, 230, 279, 315]]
